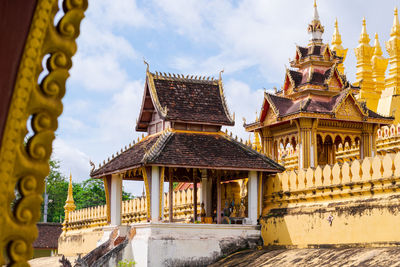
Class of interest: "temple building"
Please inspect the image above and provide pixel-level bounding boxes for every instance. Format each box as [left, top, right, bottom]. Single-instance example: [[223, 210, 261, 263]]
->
[[89, 66, 283, 226], [58, 65, 283, 265], [244, 1, 393, 170]]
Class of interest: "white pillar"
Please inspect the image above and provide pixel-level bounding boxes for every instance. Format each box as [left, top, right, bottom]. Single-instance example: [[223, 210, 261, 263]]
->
[[110, 174, 122, 225], [151, 166, 160, 222], [201, 169, 211, 217], [247, 171, 258, 225]]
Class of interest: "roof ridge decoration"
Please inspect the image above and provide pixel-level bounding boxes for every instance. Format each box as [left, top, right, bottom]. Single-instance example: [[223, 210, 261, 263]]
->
[[221, 132, 285, 171], [218, 70, 235, 124], [143, 128, 174, 163], [145, 63, 168, 118], [264, 92, 280, 117], [308, 0, 324, 44], [151, 70, 216, 84], [285, 67, 296, 88]]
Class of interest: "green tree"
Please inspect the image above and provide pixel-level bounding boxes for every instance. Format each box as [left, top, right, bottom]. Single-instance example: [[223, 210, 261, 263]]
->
[[74, 178, 132, 209], [42, 159, 68, 222], [41, 159, 133, 222]]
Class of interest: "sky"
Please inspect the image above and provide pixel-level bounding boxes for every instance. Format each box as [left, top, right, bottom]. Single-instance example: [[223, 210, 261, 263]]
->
[[53, 0, 400, 196]]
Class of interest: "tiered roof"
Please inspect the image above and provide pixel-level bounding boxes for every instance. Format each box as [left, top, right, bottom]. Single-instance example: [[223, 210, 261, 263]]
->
[[91, 68, 283, 179], [245, 1, 393, 131]]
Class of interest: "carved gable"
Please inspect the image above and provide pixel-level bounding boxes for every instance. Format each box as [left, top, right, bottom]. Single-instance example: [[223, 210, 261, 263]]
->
[[335, 98, 363, 121], [263, 106, 277, 125], [327, 74, 342, 90]]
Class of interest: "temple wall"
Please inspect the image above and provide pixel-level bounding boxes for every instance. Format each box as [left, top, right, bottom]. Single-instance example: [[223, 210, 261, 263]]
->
[[58, 227, 104, 256], [261, 152, 400, 248], [131, 223, 261, 267]]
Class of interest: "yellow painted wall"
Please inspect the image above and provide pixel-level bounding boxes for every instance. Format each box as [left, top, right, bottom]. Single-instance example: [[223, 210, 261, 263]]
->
[[58, 228, 104, 256], [261, 152, 400, 247]]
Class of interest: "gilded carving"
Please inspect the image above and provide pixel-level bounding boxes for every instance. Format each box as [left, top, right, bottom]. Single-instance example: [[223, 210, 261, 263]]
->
[[336, 98, 363, 121], [0, 0, 87, 264]]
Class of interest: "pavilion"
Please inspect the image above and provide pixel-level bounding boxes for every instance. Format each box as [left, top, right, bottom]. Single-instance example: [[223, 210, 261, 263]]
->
[[89, 66, 284, 227], [244, 2, 393, 170]]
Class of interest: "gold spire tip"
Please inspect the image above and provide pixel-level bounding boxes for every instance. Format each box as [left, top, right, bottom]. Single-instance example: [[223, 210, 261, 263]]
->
[[362, 17, 366, 25], [314, 0, 317, 8], [395, 7, 398, 16]]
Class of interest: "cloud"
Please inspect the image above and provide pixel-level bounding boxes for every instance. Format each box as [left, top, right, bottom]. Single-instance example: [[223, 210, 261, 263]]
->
[[223, 79, 265, 141], [70, 53, 129, 92], [52, 138, 91, 182], [86, 0, 151, 29], [96, 80, 144, 143]]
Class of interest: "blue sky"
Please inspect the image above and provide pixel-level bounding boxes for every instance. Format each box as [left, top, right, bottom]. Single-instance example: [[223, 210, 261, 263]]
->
[[54, 0, 400, 195]]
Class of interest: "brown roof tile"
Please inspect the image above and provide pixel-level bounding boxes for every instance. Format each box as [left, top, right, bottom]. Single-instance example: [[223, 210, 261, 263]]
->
[[150, 132, 283, 171], [265, 89, 391, 120], [91, 131, 283, 177], [33, 223, 62, 249], [152, 77, 234, 125], [91, 135, 159, 177]]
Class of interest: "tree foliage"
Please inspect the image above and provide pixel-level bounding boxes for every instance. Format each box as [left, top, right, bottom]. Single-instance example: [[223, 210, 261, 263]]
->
[[42, 158, 133, 223]]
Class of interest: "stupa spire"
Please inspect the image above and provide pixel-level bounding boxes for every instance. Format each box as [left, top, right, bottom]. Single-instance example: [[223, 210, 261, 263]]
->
[[307, 0, 324, 45], [371, 33, 388, 96], [391, 7, 400, 37], [354, 17, 375, 110], [331, 18, 348, 74], [359, 17, 370, 44], [373, 33, 383, 57], [63, 174, 76, 233], [64, 174, 76, 216]]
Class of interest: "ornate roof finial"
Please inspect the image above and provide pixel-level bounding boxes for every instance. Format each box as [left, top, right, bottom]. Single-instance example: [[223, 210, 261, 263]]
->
[[359, 17, 370, 44], [219, 69, 224, 81], [391, 7, 400, 37], [143, 58, 149, 72], [308, 0, 324, 44]]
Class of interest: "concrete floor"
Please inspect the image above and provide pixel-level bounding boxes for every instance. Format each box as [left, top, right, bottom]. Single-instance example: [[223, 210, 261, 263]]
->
[[28, 256, 78, 267]]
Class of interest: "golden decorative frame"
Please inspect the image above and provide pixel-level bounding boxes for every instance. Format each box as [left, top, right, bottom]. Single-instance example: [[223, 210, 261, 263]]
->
[[0, 0, 87, 265]]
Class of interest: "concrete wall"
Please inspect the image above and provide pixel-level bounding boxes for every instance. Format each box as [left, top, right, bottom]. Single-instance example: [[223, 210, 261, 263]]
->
[[261, 152, 400, 248], [130, 223, 261, 267]]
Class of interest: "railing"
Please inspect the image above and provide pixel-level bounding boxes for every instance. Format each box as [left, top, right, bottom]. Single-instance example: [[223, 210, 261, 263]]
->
[[377, 124, 400, 154], [65, 205, 108, 231], [64, 188, 202, 231], [264, 151, 400, 207], [278, 146, 299, 171], [335, 142, 360, 163]]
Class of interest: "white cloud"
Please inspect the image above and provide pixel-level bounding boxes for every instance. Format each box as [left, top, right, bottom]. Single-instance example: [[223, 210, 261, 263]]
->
[[87, 0, 151, 29], [223, 79, 265, 141], [52, 138, 91, 182], [96, 80, 144, 143], [71, 53, 129, 92]]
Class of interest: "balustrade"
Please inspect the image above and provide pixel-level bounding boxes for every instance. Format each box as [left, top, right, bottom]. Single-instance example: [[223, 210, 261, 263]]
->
[[264, 151, 400, 206]]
